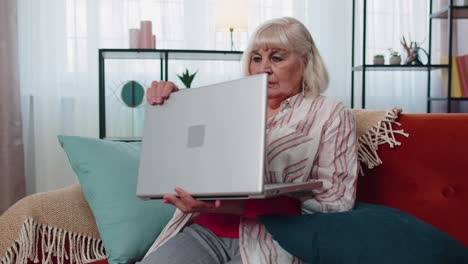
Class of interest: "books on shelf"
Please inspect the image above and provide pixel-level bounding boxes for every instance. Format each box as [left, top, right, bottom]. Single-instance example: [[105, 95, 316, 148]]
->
[[458, 55, 468, 98], [441, 55, 468, 98]]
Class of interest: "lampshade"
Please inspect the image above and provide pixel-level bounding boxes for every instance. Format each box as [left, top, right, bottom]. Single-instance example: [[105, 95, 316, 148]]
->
[[215, 0, 248, 32]]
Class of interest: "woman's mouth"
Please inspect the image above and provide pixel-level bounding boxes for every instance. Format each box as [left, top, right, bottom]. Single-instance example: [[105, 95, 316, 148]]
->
[[268, 82, 276, 87]]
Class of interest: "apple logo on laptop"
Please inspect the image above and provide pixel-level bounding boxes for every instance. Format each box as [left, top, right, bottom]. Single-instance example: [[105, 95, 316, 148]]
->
[[187, 124, 205, 148]]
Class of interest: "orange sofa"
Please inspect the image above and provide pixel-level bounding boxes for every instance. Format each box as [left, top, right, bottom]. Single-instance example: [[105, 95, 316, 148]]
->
[[2, 113, 467, 264]]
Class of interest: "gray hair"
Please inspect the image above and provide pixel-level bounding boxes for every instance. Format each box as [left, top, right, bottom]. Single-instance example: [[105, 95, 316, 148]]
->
[[241, 17, 329, 97]]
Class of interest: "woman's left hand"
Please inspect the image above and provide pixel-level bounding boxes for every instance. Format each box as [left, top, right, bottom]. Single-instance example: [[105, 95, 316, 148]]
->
[[163, 188, 245, 215]]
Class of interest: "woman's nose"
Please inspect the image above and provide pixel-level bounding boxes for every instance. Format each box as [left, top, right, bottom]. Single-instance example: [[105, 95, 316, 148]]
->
[[259, 61, 272, 74]]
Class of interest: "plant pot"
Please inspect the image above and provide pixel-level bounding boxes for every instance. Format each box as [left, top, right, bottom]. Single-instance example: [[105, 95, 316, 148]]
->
[[389, 55, 401, 65], [373, 56, 385, 65]]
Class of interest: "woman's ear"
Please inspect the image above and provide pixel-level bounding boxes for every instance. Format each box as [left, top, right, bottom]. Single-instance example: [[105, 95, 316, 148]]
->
[[302, 55, 309, 67]]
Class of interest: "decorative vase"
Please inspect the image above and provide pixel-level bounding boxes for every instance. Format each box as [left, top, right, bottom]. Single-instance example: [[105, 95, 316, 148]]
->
[[373, 56, 385, 65], [389, 55, 401, 65]]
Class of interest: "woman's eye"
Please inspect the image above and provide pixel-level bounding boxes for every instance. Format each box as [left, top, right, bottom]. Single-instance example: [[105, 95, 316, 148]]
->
[[272, 56, 283, 62], [251, 56, 262, 62]]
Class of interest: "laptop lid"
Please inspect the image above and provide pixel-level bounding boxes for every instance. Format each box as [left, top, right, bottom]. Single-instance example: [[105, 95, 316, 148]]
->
[[137, 74, 268, 199]]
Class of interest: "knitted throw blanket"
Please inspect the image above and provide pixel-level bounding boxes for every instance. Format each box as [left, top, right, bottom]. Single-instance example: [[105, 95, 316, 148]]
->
[[0, 108, 408, 264], [351, 107, 409, 173], [0, 184, 106, 264]]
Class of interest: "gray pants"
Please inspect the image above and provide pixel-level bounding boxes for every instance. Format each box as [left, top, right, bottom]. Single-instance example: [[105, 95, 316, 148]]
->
[[140, 224, 242, 264]]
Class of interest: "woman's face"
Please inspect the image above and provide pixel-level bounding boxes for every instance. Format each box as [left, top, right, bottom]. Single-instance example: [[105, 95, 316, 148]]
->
[[249, 48, 304, 101]]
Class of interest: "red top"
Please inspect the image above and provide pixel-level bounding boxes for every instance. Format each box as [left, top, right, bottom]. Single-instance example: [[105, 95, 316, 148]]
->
[[193, 196, 301, 238]]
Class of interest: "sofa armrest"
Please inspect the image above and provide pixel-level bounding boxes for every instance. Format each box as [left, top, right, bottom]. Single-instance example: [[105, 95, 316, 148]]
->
[[0, 184, 107, 264]]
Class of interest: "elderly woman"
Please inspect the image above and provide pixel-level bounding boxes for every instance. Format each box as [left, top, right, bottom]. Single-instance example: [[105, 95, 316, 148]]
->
[[142, 17, 358, 264]]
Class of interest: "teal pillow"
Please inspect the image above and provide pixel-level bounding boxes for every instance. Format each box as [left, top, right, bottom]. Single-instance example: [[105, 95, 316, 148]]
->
[[58, 136, 175, 264], [260, 202, 468, 264]]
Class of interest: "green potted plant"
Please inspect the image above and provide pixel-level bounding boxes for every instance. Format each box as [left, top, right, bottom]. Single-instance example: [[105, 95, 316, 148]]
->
[[373, 54, 385, 65], [177, 69, 198, 88], [388, 49, 402, 65]]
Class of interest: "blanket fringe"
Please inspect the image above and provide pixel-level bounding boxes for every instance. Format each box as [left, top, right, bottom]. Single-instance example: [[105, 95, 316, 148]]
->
[[0, 218, 107, 264], [358, 107, 409, 175]]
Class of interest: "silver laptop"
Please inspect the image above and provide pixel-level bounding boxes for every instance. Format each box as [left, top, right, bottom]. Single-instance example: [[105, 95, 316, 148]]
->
[[137, 73, 322, 200]]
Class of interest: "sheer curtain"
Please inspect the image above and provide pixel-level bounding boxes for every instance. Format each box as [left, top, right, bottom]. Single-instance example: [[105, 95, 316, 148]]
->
[[16, 0, 317, 194], [306, 0, 353, 104]]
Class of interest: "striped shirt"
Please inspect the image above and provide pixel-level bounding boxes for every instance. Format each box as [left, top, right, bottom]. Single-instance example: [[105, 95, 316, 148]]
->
[[145, 94, 358, 264]]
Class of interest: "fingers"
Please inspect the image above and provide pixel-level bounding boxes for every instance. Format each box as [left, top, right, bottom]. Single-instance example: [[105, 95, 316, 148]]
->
[[146, 80, 179, 105], [175, 188, 217, 213], [174, 188, 194, 201], [146, 81, 157, 105], [163, 194, 189, 212], [162, 188, 216, 214]]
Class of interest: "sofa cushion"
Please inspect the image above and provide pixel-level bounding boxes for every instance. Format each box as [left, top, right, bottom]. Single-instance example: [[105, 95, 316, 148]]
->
[[58, 136, 175, 264], [260, 202, 468, 264]]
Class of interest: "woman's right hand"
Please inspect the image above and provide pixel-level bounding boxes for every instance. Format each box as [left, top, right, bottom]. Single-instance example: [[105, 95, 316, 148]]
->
[[146, 80, 180, 105]]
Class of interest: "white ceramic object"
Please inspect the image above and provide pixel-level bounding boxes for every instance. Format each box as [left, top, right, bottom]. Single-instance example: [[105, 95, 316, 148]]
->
[[389, 55, 402, 65]]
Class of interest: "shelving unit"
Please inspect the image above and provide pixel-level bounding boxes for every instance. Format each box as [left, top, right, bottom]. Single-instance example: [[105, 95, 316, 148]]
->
[[430, 6, 468, 18], [351, 0, 468, 112], [429, 2, 468, 112], [352, 65, 448, 71], [98, 49, 243, 140]]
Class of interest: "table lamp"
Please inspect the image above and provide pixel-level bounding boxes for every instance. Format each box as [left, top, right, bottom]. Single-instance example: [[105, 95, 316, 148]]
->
[[215, 0, 248, 51]]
